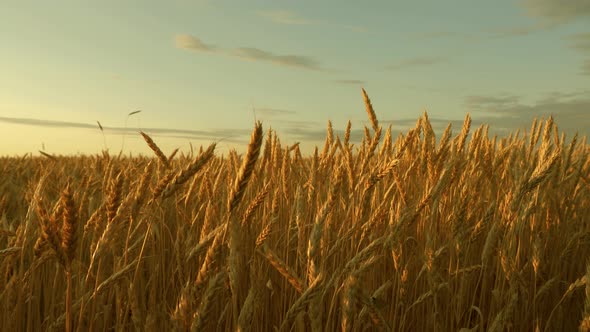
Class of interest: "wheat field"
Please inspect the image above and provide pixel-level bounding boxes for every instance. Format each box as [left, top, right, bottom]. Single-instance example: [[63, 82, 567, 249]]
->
[[1, 89, 590, 331]]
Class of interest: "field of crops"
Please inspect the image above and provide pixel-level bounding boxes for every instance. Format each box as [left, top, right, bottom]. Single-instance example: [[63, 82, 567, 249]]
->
[[1, 90, 589, 331]]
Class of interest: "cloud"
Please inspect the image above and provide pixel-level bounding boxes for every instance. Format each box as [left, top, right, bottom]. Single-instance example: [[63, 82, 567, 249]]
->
[[254, 107, 296, 117], [401, 84, 455, 94], [0, 116, 98, 130], [409, 31, 480, 42], [175, 34, 216, 52], [280, 117, 482, 144], [568, 33, 590, 52], [487, 24, 549, 39], [380, 117, 482, 130], [482, 1, 589, 39], [280, 120, 321, 128], [0, 116, 250, 141], [283, 127, 367, 143], [410, 31, 457, 40], [334, 79, 365, 86], [174, 34, 323, 71], [386, 56, 447, 70], [284, 91, 589, 144], [256, 9, 366, 32], [229, 47, 322, 70], [464, 91, 590, 136], [336, 24, 368, 33], [260, 103, 588, 147], [566, 33, 590, 75], [256, 10, 316, 25], [520, 0, 590, 24], [464, 95, 521, 110], [536, 91, 586, 102]]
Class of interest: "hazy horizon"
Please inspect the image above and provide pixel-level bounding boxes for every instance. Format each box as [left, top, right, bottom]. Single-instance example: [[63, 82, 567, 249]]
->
[[1, 0, 589, 156]]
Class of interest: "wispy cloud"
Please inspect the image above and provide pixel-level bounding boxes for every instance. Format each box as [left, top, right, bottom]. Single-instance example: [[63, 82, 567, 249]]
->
[[283, 127, 366, 143], [334, 79, 365, 86], [254, 107, 296, 117], [0, 116, 98, 130], [0, 116, 250, 141], [464, 91, 590, 136], [256, 9, 367, 32], [464, 94, 521, 110], [410, 31, 458, 40], [175, 34, 216, 52], [520, 0, 590, 24], [282, 117, 478, 144], [408, 31, 479, 42], [536, 91, 586, 103], [339, 24, 368, 33], [256, 10, 316, 25], [281, 120, 321, 128], [286, 90, 590, 142], [487, 24, 550, 39], [568, 33, 590, 52], [480, 0, 590, 39], [381, 117, 486, 133], [386, 56, 447, 70], [174, 34, 323, 71], [566, 32, 590, 75], [401, 84, 455, 94], [229, 47, 322, 70]]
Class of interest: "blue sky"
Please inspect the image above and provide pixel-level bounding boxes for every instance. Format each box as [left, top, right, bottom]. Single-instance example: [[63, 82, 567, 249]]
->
[[1, 0, 589, 156]]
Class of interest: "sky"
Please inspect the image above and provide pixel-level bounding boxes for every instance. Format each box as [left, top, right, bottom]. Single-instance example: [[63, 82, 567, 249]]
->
[[1, 0, 589, 156]]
